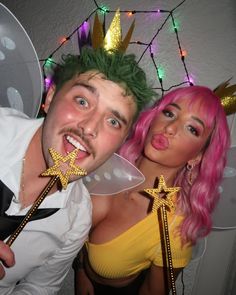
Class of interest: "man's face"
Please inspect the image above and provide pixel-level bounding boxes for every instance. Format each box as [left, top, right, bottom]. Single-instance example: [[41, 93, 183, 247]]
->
[[42, 71, 137, 180]]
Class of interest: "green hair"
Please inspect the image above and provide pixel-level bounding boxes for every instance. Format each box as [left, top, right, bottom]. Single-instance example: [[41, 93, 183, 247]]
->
[[52, 47, 156, 115]]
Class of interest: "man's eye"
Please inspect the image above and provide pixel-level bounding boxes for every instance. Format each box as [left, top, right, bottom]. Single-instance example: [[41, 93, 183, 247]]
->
[[162, 109, 174, 118], [75, 97, 89, 107], [107, 118, 121, 128]]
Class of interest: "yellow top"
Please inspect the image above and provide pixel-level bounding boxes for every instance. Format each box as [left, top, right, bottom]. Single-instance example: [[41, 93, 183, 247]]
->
[[86, 209, 192, 279]]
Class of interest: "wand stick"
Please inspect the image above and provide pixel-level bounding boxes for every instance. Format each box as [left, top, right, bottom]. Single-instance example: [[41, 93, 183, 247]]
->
[[6, 148, 86, 247], [160, 204, 176, 295], [6, 176, 59, 246]]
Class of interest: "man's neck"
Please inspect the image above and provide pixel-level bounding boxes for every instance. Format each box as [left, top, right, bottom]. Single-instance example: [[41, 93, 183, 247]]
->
[[20, 127, 56, 207]]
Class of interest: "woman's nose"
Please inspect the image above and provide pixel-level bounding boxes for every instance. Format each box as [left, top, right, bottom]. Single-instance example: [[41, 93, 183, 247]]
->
[[165, 120, 178, 136]]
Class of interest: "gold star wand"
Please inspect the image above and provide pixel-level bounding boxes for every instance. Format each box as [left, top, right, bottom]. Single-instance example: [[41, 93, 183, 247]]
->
[[6, 148, 87, 246], [144, 175, 180, 295]]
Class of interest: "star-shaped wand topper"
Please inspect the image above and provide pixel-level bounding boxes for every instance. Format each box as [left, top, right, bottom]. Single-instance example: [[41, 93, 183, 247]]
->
[[41, 148, 87, 189], [144, 175, 180, 213], [6, 148, 87, 247]]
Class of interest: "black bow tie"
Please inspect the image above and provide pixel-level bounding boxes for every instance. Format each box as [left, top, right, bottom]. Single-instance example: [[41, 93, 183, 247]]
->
[[0, 180, 59, 241]]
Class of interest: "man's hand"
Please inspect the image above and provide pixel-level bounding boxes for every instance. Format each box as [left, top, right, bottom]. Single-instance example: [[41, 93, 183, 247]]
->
[[0, 241, 15, 279]]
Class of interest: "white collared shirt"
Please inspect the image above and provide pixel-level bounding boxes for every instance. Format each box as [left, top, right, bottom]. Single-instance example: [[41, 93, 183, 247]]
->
[[0, 108, 92, 294]]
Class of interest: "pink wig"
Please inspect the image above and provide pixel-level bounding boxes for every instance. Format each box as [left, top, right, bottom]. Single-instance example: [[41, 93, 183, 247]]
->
[[119, 86, 230, 244]]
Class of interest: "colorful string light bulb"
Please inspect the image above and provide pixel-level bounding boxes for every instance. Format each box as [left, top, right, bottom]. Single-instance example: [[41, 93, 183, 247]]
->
[[45, 57, 54, 68], [157, 67, 165, 80], [59, 37, 68, 45], [99, 5, 109, 14]]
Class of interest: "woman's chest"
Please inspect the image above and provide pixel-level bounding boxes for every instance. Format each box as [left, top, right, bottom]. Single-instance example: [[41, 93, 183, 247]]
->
[[90, 192, 150, 244]]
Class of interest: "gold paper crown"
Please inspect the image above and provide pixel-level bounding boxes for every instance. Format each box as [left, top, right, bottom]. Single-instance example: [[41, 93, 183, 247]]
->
[[91, 9, 135, 53], [214, 79, 236, 116]]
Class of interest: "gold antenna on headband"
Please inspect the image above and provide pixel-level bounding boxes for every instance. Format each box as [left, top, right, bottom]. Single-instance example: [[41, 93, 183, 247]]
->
[[214, 79, 236, 116]]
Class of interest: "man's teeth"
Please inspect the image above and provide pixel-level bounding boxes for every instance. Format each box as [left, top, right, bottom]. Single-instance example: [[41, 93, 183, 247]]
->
[[66, 135, 87, 152]]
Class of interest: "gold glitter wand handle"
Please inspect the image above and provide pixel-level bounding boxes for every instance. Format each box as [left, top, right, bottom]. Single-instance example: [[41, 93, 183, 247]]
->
[[6, 176, 59, 247], [160, 205, 176, 295], [6, 148, 87, 247]]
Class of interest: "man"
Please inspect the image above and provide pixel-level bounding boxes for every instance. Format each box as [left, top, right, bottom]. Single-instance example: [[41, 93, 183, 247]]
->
[[0, 47, 155, 294]]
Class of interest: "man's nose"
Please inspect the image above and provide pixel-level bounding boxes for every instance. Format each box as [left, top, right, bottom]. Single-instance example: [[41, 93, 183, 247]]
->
[[77, 113, 101, 139]]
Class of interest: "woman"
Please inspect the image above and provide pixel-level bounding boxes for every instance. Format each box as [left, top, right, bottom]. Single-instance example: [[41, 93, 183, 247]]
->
[[74, 86, 230, 295]]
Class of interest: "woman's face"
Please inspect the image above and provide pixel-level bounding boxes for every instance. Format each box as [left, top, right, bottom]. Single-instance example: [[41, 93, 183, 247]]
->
[[143, 97, 214, 169]]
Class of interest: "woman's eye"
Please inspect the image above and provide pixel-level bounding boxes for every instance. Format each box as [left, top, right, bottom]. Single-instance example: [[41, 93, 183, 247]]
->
[[107, 118, 121, 128], [75, 97, 89, 108], [162, 109, 174, 118], [188, 125, 199, 136]]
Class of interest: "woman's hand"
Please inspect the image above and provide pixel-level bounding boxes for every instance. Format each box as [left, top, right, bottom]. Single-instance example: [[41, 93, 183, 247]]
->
[[75, 269, 94, 295]]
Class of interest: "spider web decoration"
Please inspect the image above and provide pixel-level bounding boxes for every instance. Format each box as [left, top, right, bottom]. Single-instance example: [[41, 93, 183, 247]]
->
[[41, 0, 191, 106]]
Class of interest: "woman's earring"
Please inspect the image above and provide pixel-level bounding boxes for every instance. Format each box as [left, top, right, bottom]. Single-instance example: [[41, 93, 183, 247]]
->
[[186, 163, 194, 185]]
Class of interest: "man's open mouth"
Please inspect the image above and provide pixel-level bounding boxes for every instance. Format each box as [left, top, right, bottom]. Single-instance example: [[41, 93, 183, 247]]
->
[[65, 135, 90, 159]]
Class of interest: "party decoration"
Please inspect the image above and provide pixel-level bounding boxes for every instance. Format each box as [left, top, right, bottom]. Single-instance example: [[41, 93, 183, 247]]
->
[[43, 0, 191, 98], [91, 9, 135, 53], [6, 148, 86, 246], [77, 21, 91, 51], [91, 13, 104, 49], [144, 175, 180, 295], [214, 79, 236, 116]]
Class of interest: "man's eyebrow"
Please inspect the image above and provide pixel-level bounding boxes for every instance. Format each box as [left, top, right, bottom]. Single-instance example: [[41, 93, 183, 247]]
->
[[73, 82, 98, 97], [111, 109, 128, 126]]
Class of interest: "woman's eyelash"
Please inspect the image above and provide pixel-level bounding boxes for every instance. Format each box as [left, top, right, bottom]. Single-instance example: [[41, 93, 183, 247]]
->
[[162, 109, 174, 117], [188, 125, 199, 136]]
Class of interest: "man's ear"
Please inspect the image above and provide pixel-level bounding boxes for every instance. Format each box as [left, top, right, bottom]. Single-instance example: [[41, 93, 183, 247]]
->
[[44, 85, 56, 113]]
